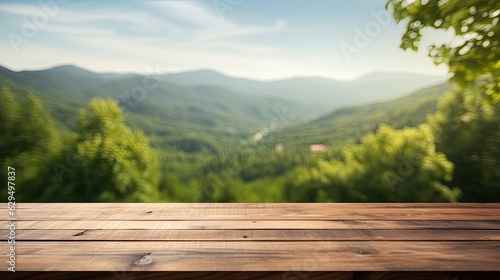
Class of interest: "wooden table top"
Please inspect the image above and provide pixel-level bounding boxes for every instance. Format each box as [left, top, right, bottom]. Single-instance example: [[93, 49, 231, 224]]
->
[[1, 203, 500, 272]]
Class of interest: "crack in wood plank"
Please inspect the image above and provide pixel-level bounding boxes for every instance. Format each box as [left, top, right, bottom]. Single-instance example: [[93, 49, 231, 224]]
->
[[72, 230, 88, 237]]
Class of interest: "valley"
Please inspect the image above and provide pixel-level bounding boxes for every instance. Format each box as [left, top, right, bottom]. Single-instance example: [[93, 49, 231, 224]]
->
[[0, 64, 453, 202]]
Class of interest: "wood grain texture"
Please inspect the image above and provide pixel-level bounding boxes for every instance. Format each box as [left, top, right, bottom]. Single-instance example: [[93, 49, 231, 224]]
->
[[12, 220, 500, 230], [4, 203, 500, 209], [5, 241, 500, 271], [1, 272, 500, 280], [2, 229, 499, 241], [1, 203, 499, 272], [355, 272, 500, 280], [5, 203, 500, 221], [0, 271, 353, 280]]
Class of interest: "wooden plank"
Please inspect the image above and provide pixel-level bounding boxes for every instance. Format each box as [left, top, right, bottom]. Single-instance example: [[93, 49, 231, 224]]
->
[[2, 203, 498, 273], [8, 205, 500, 221], [6, 241, 500, 271], [6, 203, 500, 209], [0, 271, 354, 280], [2, 271, 499, 280], [2, 229, 499, 241], [360, 272, 500, 280], [14, 220, 500, 230]]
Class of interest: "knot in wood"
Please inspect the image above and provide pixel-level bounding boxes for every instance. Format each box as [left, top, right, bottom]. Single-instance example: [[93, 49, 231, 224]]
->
[[134, 252, 153, 266], [355, 249, 370, 255]]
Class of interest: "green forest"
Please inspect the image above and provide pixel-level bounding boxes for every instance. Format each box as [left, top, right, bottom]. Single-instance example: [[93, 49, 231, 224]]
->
[[1, 0, 499, 202]]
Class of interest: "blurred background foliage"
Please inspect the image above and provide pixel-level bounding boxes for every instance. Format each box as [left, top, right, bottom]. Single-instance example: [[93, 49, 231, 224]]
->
[[0, 0, 498, 202]]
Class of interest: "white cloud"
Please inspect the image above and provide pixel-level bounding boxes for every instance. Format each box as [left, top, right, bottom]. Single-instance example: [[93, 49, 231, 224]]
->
[[151, 1, 221, 26], [0, 0, 448, 80], [0, 3, 43, 17], [44, 25, 116, 35], [0, 3, 183, 34], [145, 1, 286, 41]]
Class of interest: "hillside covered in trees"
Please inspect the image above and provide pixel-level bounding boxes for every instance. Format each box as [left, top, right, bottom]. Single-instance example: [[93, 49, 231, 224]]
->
[[0, 0, 498, 202]]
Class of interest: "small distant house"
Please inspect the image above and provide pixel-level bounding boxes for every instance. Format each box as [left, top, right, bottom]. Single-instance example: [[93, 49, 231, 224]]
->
[[309, 144, 327, 153]]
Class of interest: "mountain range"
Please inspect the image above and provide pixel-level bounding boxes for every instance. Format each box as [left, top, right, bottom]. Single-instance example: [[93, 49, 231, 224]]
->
[[162, 69, 445, 111], [0, 64, 447, 150]]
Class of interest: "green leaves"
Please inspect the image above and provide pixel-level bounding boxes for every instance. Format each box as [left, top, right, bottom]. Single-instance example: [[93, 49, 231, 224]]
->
[[387, 0, 500, 201], [0, 87, 20, 158], [0, 87, 59, 201], [48, 98, 161, 202], [285, 124, 458, 202], [387, 0, 500, 102], [429, 89, 500, 201]]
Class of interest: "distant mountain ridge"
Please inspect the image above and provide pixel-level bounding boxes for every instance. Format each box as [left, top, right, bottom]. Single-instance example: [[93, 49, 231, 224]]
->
[[161, 68, 445, 111], [2, 64, 445, 111], [263, 82, 451, 147], [0, 64, 446, 134], [0, 64, 316, 141]]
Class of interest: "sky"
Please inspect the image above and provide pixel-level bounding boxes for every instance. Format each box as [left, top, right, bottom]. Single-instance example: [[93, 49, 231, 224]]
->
[[0, 0, 453, 80]]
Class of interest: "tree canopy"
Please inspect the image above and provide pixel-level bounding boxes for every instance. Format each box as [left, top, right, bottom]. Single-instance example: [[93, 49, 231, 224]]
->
[[387, 0, 499, 102], [285, 124, 458, 202], [0, 87, 59, 201], [387, 0, 500, 201], [47, 98, 160, 202]]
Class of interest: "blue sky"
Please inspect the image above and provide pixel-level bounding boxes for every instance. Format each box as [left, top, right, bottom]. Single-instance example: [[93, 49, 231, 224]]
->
[[0, 0, 452, 80]]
